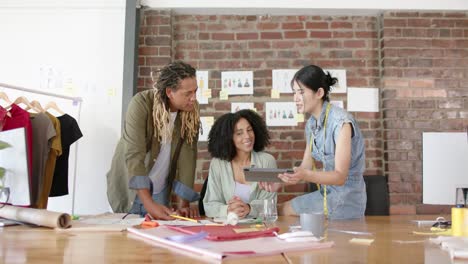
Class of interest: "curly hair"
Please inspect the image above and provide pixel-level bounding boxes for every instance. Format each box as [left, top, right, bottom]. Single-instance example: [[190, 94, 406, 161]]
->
[[151, 61, 200, 144], [208, 109, 270, 161]]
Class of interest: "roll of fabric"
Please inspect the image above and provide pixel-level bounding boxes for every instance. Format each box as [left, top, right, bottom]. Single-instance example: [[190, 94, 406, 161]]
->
[[0, 205, 71, 229]]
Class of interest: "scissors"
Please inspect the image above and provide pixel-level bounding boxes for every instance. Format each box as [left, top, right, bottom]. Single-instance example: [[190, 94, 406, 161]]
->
[[432, 217, 451, 228]]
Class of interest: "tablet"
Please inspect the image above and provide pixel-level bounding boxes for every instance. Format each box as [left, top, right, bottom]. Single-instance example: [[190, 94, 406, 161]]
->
[[243, 168, 293, 182]]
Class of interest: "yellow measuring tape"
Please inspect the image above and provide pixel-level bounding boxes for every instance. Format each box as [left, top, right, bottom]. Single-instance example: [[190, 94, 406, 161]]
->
[[309, 103, 331, 217]]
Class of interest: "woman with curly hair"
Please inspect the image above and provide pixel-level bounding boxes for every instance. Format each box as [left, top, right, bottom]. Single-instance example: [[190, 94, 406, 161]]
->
[[203, 109, 277, 218], [107, 61, 200, 220]]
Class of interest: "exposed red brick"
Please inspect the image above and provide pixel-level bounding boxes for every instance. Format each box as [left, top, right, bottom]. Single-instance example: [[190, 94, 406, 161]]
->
[[212, 33, 235, 40], [309, 31, 332, 38], [284, 31, 308, 39], [282, 22, 304, 30], [261, 32, 283, 39], [330, 21, 353, 29]]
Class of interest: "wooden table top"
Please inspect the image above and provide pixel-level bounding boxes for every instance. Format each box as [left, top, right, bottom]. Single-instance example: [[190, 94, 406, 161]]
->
[[0, 215, 452, 263]]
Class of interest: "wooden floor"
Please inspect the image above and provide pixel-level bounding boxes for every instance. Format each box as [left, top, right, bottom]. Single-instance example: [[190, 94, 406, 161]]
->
[[0, 215, 452, 263]]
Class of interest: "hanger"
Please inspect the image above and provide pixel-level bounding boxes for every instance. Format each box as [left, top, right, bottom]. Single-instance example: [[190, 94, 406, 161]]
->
[[26, 100, 45, 113], [10, 96, 42, 113], [0, 92, 12, 117], [0, 92, 12, 104], [44, 101, 65, 115]]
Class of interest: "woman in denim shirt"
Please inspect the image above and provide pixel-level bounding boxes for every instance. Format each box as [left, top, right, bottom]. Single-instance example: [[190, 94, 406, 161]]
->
[[263, 65, 366, 219]]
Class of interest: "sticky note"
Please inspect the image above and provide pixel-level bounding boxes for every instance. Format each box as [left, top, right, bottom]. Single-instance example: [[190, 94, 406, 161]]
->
[[349, 238, 374, 245], [295, 113, 304, 123], [271, 89, 280, 99], [205, 116, 214, 126], [252, 108, 257, 112], [202, 89, 212, 99], [107, 87, 116, 97], [220, 90, 228, 100], [64, 79, 77, 96]]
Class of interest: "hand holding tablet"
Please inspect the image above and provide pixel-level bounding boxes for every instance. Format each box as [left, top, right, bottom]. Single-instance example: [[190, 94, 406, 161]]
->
[[243, 168, 294, 183]]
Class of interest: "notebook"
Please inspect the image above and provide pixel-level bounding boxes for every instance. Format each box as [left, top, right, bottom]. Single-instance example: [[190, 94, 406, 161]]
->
[[127, 225, 334, 261]]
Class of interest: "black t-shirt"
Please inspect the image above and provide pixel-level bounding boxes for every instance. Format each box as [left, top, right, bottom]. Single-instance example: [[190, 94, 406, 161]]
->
[[49, 114, 83, 197]]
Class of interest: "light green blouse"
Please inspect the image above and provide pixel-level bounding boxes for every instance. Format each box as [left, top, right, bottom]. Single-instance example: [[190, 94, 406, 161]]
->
[[203, 151, 277, 218]]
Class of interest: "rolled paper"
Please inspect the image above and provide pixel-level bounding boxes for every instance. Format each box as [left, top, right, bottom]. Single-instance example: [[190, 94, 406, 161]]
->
[[0, 205, 71, 229]]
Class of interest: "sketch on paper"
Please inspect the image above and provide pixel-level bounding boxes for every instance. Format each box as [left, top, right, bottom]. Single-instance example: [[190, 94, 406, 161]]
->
[[221, 71, 253, 95], [265, 102, 298, 127], [324, 69, 347, 94], [231, 102, 255, 113], [272, 69, 297, 94], [196, 71, 209, 104]]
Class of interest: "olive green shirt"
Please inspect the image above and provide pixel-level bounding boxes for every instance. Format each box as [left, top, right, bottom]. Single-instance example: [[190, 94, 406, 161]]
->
[[106, 89, 198, 213]]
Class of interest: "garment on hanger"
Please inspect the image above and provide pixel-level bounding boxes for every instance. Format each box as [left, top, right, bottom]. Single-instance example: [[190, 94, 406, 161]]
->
[[50, 114, 83, 197], [36, 112, 62, 209], [1, 104, 34, 180], [0, 107, 7, 130], [29, 113, 56, 208]]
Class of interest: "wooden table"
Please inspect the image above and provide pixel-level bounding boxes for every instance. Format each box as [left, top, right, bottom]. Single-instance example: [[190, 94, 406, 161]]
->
[[0, 215, 452, 263]]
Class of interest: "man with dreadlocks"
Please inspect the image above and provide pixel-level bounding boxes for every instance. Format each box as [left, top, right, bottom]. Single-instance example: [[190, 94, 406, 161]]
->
[[107, 61, 200, 220]]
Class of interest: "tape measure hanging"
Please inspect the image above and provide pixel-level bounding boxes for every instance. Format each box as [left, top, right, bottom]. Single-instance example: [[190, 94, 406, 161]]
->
[[309, 103, 331, 217]]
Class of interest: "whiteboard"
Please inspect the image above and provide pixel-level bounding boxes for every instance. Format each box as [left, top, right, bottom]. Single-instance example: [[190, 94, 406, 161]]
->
[[0, 4, 125, 214], [0, 128, 30, 206], [423, 132, 468, 205]]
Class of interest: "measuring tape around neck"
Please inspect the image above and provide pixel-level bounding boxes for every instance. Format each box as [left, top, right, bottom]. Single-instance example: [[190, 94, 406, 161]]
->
[[308, 103, 331, 216]]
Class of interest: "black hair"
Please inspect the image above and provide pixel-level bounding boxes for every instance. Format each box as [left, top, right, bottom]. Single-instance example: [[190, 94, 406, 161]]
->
[[208, 109, 270, 161], [290, 65, 337, 102]]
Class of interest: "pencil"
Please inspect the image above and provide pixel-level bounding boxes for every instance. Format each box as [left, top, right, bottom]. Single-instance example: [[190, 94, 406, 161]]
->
[[170, 214, 199, 223]]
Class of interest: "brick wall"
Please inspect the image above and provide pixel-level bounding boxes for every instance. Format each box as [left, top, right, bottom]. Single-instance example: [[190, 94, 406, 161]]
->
[[137, 9, 382, 204], [136, 8, 468, 213], [381, 11, 468, 214], [138, 10, 172, 91]]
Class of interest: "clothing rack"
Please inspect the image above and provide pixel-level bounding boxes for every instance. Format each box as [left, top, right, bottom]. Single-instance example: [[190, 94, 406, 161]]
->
[[0, 82, 82, 216]]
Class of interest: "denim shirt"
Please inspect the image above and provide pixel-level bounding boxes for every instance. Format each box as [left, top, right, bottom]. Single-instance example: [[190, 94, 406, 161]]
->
[[304, 101, 366, 219]]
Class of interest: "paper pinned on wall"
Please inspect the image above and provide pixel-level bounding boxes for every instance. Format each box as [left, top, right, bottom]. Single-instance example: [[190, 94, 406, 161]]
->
[[231, 102, 255, 113], [347, 87, 379, 112], [325, 69, 347, 94], [199, 116, 214, 142], [221, 71, 253, 95], [272, 69, 297, 93], [196, 71, 209, 104], [265, 102, 298, 127]]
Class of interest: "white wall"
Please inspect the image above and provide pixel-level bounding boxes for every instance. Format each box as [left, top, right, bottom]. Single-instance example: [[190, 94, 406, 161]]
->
[[0, 1, 125, 214]]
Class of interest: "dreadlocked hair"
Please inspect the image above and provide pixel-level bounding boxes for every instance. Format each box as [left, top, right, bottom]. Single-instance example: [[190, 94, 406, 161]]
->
[[151, 61, 200, 145]]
